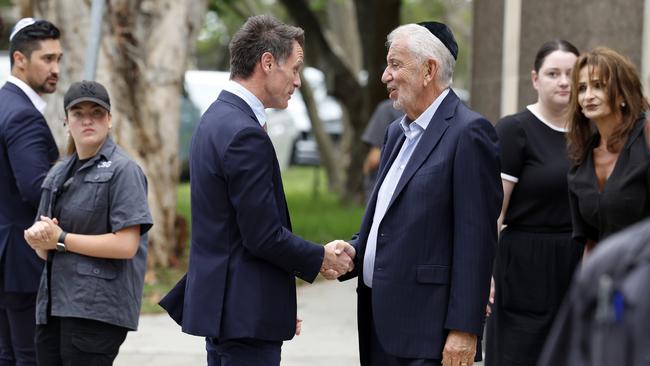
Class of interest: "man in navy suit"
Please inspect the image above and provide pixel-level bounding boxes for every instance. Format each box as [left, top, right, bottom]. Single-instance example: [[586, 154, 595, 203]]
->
[[0, 18, 62, 365], [340, 22, 502, 366], [159, 15, 355, 366]]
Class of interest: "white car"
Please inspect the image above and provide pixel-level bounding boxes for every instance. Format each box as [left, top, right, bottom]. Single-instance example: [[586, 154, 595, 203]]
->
[[0, 53, 9, 84], [286, 67, 343, 166]]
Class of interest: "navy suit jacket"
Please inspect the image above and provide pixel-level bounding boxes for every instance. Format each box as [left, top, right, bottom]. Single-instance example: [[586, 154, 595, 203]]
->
[[0, 82, 58, 292], [343, 90, 502, 359], [160, 91, 324, 341]]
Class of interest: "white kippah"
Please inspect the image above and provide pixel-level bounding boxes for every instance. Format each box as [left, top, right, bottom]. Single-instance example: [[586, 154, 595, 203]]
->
[[9, 18, 37, 42]]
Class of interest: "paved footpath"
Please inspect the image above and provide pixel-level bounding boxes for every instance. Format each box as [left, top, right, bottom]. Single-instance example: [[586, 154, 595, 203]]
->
[[115, 278, 484, 366], [115, 279, 359, 366]]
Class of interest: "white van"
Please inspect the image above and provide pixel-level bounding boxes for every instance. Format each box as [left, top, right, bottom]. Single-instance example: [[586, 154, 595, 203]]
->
[[0, 53, 9, 84]]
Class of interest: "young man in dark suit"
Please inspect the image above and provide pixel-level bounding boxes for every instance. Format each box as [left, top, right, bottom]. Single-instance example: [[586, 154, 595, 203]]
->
[[340, 22, 502, 366], [0, 18, 62, 365], [160, 15, 355, 366]]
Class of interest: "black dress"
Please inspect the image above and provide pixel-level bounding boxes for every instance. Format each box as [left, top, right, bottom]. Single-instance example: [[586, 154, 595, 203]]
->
[[568, 117, 650, 244], [486, 107, 583, 366]]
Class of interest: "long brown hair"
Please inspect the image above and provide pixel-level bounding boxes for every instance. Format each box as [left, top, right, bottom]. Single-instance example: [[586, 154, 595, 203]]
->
[[566, 47, 649, 164]]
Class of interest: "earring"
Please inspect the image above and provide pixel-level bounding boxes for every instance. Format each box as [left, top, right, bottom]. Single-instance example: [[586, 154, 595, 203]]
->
[[621, 101, 626, 108]]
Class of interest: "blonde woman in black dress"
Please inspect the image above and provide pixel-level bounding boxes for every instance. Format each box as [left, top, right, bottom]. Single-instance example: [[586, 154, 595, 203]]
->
[[486, 40, 582, 366]]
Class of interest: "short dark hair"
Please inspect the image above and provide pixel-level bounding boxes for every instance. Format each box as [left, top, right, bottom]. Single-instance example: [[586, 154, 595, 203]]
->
[[229, 15, 304, 80], [9, 20, 60, 68], [533, 39, 579, 72]]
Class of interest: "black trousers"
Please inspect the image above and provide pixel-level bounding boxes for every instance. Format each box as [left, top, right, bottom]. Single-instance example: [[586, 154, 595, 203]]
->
[[358, 285, 441, 366], [206, 337, 282, 366], [35, 317, 127, 366], [0, 289, 36, 366]]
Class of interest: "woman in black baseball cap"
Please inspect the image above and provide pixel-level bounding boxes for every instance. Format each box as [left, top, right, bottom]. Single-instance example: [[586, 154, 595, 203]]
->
[[24, 80, 153, 365]]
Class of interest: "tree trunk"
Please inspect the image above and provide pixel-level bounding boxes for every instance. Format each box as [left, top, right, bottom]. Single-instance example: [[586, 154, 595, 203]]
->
[[31, 0, 206, 268], [299, 72, 341, 193], [280, 0, 400, 204]]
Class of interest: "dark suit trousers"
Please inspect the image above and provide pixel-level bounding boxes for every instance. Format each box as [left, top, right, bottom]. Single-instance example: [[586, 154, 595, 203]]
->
[[206, 337, 282, 366], [358, 285, 441, 366], [35, 317, 127, 366], [0, 273, 36, 366]]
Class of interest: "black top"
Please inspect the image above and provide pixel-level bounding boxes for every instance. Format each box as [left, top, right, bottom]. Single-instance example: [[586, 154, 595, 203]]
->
[[497, 107, 572, 231], [568, 117, 650, 243]]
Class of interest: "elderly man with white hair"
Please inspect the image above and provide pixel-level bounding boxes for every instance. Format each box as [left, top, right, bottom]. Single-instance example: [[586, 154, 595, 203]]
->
[[339, 21, 502, 366]]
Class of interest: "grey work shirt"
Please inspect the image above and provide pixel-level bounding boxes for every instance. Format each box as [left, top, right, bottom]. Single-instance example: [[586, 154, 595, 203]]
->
[[35, 137, 153, 330]]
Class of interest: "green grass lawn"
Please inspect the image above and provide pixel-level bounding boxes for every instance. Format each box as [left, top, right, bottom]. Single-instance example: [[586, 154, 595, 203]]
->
[[141, 166, 364, 313]]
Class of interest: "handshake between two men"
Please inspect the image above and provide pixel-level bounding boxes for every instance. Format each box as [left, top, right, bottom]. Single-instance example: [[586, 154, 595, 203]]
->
[[320, 240, 356, 280]]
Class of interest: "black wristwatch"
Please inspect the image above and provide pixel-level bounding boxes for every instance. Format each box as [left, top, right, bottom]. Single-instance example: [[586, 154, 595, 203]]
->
[[56, 231, 67, 253]]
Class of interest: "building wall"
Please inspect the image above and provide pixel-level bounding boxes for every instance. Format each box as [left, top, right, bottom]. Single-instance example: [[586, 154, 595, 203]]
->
[[470, 0, 504, 123], [472, 0, 646, 123]]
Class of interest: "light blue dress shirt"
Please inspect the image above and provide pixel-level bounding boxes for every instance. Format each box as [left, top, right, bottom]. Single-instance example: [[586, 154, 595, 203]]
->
[[363, 89, 450, 288]]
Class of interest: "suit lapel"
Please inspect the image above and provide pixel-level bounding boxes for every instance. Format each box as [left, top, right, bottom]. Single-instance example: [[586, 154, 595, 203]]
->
[[218, 90, 260, 126], [359, 125, 405, 242], [375, 132, 406, 196], [3, 82, 31, 104], [386, 92, 458, 210], [367, 126, 405, 213]]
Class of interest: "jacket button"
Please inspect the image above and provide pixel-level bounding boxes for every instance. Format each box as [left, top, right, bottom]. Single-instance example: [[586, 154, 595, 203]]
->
[[92, 268, 100, 274], [380, 233, 385, 237]]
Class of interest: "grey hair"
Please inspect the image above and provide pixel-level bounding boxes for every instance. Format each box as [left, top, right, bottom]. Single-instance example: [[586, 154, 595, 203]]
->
[[386, 24, 455, 87]]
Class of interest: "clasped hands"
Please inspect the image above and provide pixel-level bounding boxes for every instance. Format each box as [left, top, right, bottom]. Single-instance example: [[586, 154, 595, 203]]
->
[[24, 216, 62, 251], [320, 240, 355, 280]]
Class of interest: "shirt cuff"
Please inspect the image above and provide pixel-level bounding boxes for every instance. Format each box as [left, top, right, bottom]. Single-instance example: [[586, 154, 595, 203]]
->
[[500, 172, 519, 183]]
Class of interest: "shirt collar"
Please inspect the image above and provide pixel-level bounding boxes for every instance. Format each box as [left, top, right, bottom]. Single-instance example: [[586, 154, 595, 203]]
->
[[223, 80, 267, 127], [7, 75, 47, 113], [399, 88, 450, 140], [95, 136, 117, 161], [76, 136, 116, 167], [526, 104, 568, 133]]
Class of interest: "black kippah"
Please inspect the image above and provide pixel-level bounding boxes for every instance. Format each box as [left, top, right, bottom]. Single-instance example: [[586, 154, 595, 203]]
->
[[417, 21, 458, 60]]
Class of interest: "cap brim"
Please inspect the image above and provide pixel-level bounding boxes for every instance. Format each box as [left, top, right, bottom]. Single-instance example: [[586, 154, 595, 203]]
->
[[66, 97, 110, 112]]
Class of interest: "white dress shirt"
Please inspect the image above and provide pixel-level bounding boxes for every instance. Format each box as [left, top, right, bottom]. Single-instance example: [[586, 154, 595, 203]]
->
[[222, 80, 267, 128], [7, 75, 47, 113]]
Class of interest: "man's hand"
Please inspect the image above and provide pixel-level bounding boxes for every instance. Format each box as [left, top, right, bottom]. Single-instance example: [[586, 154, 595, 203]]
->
[[442, 330, 477, 366], [486, 276, 495, 317], [320, 240, 355, 280]]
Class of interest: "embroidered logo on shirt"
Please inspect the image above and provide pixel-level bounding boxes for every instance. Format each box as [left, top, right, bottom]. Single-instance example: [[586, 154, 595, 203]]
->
[[97, 161, 112, 168]]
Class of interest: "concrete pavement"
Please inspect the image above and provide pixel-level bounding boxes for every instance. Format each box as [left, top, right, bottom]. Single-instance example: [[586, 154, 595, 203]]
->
[[114, 278, 484, 365], [114, 279, 359, 366]]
